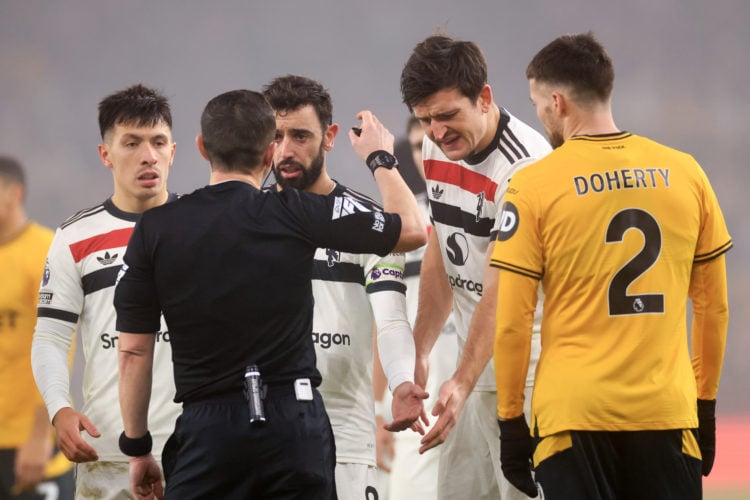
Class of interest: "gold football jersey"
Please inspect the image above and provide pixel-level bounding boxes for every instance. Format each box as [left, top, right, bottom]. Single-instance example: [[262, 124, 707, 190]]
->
[[0, 222, 53, 447], [491, 132, 731, 436]]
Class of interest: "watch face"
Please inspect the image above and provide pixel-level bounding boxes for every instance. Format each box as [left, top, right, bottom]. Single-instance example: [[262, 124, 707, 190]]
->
[[366, 150, 399, 173], [375, 152, 397, 167]]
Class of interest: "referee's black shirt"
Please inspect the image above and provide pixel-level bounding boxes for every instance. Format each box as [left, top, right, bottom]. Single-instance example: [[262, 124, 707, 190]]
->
[[114, 180, 400, 404]]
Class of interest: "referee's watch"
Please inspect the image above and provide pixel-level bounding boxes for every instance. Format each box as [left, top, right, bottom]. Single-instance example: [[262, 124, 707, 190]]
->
[[366, 150, 399, 175]]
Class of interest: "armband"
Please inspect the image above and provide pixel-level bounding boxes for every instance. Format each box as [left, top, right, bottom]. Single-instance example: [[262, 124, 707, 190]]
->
[[118, 430, 153, 457]]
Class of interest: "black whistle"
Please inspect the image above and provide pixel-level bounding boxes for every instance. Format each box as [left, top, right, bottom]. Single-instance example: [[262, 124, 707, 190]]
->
[[351, 126, 362, 136]]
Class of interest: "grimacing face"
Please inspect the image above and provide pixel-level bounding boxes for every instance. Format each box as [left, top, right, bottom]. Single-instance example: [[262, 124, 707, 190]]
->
[[412, 86, 491, 161], [272, 105, 327, 191]]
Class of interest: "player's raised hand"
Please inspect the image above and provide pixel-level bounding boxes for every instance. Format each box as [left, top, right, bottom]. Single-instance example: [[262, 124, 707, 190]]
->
[[349, 110, 395, 162]]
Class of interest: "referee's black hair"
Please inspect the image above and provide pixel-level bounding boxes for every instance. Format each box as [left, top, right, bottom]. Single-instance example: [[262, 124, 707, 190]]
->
[[200, 90, 276, 173], [97, 84, 172, 140], [400, 35, 488, 111]]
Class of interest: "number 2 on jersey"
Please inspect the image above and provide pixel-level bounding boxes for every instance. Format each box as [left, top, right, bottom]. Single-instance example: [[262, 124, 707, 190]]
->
[[605, 208, 665, 315]]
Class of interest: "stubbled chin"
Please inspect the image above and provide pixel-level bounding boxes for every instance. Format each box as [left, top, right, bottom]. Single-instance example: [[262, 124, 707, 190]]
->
[[440, 146, 466, 162]]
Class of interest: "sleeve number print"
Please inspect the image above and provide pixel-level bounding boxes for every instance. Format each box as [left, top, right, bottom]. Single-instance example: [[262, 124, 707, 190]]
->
[[605, 208, 665, 315]]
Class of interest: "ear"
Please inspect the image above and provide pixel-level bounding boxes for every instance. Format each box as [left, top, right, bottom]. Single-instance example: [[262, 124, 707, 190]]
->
[[98, 143, 113, 170], [478, 84, 493, 113], [263, 140, 277, 168], [323, 123, 339, 152], [552, 91, 567, 116], [169, 141, 177, 166], [196, 134, 210, 160]]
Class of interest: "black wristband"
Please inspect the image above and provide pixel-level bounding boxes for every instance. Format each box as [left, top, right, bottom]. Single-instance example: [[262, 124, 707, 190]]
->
[[365, 150, 398, 175], [119, 430, 153, 457]]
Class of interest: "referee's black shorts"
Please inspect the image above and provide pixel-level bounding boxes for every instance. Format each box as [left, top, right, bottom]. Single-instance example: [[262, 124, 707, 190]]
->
[[533, 429, 702, 500], [161, 385, 336, 499]]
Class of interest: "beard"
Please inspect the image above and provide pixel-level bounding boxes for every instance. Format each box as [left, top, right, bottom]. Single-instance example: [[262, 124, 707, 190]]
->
[[274, 143, 325, 191], [547, 128, 565, 149]]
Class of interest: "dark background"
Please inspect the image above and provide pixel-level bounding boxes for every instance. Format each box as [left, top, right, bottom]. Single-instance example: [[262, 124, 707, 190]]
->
[[2, 1, 747, 413]]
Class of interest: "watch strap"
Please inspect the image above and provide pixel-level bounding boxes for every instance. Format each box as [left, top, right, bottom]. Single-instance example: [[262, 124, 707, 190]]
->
[[366, 150, 398, 174]]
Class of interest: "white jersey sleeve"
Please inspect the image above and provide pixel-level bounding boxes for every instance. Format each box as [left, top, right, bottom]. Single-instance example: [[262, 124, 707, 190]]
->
[[32, 227, 80, 421], [365, 252, 415, 392], [313, 182, 411, 466], [32, 200, 181, 461]]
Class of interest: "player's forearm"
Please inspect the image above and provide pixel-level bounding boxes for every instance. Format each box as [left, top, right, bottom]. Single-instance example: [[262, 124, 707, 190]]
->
[[372, 331, 389, 404], [454, 275, 497, 391], [31, 322, 75, 422], [376, 319, 416, 392], [26, 405, 54, 448], [494, 269, 538, 419], [689, 255, 729, 399], [371, 290, 415, 391], [374, 168, 427, 253], [118, 333, 155, 437], [413, 231, 453, 358]]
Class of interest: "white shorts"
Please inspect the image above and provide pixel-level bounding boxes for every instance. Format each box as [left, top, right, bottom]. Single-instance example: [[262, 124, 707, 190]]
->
[[437, 333, 539, 500], [388, 430, 440, 499], [75, 461, 135, 500], [335, 462, 378, 500]]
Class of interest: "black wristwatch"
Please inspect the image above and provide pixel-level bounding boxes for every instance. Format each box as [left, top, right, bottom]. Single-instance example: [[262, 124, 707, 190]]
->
[[366, 150, 399, 175]]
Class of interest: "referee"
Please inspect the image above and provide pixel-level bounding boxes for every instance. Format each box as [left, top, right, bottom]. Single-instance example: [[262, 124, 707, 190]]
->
[[113, 89, 426, 499]]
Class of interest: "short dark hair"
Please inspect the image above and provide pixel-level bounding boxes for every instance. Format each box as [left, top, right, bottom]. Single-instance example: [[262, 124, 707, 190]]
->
[[400, 35, 488, 111], [262, 75, 333, 132], [526, 32, 614, 104], [97, 84, 172, 140], [200, 90, 276, 173], [0, 156, 25, 188]]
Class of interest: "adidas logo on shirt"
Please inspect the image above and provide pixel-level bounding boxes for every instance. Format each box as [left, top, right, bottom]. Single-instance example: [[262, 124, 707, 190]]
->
[[97, 251, 118, 266], [332, 196, 372, 220]]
